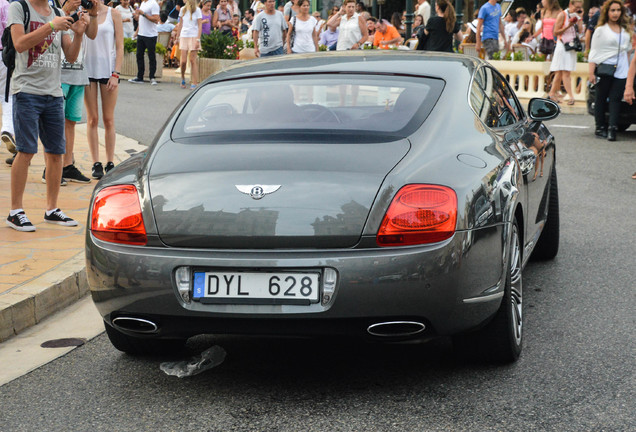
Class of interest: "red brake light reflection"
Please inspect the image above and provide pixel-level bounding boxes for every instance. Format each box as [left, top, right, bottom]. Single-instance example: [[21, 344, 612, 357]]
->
[[377, 185, 457, 247], [91, 185, 147, 245]]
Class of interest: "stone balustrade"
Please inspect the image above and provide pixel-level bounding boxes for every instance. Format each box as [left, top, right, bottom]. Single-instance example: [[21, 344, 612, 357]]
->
[[489, 60, 589, 102]]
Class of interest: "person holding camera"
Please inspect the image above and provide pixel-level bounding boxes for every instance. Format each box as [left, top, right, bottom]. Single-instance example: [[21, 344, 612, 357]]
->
[[547, 0, 583, 105], [6, 0, 89, 231], [589, 0, 632, 141], [83, 0, 123, 178], [45, 0, 99, 185]]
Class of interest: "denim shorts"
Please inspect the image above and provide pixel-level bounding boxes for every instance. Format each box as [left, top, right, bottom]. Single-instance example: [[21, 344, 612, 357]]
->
[[13, 92, 66, 155], [62, 84, 85, 123], [261, 46, 284, 57]]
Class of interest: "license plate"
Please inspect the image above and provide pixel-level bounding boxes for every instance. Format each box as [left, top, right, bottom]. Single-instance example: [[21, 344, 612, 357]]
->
[[192, 271, 321, 304]]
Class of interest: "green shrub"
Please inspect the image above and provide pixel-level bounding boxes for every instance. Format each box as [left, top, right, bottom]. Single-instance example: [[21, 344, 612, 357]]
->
[[200, 31, 239, 59], [155, 42, 167, 55], [124, 37, 137, 53]]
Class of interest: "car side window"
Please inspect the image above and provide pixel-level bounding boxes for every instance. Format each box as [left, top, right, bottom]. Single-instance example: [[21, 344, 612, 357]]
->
[[491, 69, 525, 125], [469, 67, 524, 129]]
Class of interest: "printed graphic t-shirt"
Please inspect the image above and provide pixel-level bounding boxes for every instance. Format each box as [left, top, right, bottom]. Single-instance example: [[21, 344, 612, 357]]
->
[[253, 10, 288, 54], [8, 1, 65, 97], [478, 2, 501, 40]]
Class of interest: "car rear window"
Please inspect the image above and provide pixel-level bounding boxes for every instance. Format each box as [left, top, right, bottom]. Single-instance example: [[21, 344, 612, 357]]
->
[[171, 74, 444, 139]]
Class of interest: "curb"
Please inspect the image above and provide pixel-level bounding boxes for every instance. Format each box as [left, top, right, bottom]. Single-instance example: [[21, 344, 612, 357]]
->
[[0, 254, 88, 342], [0, 126, 146, 344]]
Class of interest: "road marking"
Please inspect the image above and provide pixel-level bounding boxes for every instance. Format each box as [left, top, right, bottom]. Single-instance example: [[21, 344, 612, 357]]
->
[[549, 125, 590, 129]]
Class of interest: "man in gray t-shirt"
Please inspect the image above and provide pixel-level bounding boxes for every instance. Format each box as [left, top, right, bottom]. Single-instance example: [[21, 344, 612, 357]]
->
[[252, 0, 287, 57], [6, 0, 88, 232]]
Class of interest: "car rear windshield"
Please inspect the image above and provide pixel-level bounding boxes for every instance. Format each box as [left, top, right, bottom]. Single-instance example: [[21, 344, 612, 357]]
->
[[171, 74, 444, 139]]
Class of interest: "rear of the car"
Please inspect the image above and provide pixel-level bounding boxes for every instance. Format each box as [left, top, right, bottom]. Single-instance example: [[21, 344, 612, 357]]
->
[[86, 62, 506, 352]]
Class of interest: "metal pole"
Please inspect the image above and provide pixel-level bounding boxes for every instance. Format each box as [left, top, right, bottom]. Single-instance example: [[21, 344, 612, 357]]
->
[[372, 0, 377, 18], [405, 0, 413, 39], [455, 0, 464, 25]]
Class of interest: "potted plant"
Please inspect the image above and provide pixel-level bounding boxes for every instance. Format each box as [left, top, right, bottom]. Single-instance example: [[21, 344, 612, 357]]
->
[[198, 31, 242, 80]]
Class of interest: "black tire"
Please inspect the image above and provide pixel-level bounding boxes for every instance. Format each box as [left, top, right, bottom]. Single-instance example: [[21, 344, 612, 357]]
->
[[617, 123, 631, 132], [104, 322, 186, 356], [531, 167, 560, 260], [453, 220, 523, 363]]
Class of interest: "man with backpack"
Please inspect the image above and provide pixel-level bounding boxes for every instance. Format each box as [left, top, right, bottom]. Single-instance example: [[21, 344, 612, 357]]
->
[[5, 0, 94, 232]]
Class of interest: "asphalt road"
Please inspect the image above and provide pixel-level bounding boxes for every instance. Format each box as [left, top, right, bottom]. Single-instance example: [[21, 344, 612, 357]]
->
[[0, 84, 635, 431]]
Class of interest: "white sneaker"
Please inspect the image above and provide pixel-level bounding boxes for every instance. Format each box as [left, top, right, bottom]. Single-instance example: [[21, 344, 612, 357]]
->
[[150, 79, 158, 86]]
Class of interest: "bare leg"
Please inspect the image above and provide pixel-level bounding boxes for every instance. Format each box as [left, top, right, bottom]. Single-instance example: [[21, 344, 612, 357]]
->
[[10, 152, 35, 209], [189, 50, 198, 85], [562, 71, 574, 101], [44, 152, 64, 211], [63, 119, 76, 167], [84, 81, 101, 164], [548, 71, 562, 100], [180, 50, 187, 85], [99, 82, 118, 163]]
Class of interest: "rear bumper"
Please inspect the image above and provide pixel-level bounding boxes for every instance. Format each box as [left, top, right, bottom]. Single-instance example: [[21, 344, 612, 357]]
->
[[86, 225, 507, 339]]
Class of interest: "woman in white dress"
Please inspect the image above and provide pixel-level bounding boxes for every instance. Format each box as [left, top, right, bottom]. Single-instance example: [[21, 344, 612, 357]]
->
[[547, 0, 584, 104], [286, 0, 318, 53], [175, 0, 202, 89], [84, 0, 124, 179]]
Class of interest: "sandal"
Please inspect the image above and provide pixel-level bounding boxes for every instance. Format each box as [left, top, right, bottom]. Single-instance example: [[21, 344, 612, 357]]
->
[[190, 84, 196, 90], [567, 99, 575, 106], [180, 80, 186, 89], [632, 172, 636, 180], [547, 95, 561, 104]]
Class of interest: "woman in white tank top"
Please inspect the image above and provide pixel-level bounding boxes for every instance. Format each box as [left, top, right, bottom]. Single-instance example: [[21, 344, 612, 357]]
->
[[84, 1, 124, 179], [326, 0, 368, 51]]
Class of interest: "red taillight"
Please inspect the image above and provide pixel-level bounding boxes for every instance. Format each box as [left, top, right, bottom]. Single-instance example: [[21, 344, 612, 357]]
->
[[91, 185, 147, 245], [377, 184, 457, 247]]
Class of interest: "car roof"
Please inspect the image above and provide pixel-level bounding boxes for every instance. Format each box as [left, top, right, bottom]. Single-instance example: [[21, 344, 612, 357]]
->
[[205, 51, 485, 83]]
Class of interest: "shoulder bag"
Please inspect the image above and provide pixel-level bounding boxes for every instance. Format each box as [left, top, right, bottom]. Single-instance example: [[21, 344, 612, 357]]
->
[[596, 30, 620, 78]]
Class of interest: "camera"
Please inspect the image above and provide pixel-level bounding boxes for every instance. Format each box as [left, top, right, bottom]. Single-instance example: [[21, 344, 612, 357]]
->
[[81, 0, 93, 9], [70, 11, 80, 22]]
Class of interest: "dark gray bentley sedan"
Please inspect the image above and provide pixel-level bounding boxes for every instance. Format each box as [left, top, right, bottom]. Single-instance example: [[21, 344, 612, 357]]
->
[[86, 51, 560, 363]]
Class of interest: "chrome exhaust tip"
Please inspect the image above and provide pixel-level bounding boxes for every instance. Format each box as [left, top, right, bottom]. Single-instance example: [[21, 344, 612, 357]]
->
[[367, 321, 426, 338], [112, 317, 159, 334]]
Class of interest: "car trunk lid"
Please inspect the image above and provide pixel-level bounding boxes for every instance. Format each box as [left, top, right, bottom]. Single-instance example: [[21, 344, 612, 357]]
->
[[148, 140, 409, 248]]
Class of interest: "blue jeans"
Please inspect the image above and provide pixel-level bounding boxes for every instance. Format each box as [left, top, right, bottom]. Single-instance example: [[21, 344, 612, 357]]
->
[[261, 46, 284, 57], [13, 92, 65, 155]]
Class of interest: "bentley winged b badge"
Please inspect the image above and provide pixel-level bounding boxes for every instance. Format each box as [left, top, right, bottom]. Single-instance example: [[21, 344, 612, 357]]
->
[[235, 185, 282, 200]]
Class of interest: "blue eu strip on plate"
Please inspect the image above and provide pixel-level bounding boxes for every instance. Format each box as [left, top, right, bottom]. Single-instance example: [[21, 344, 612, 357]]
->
[[193, 272, 205, 298]]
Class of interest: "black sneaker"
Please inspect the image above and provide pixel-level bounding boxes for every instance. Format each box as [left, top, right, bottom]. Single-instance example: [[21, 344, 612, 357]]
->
[[41, 169, 68, 186], [44, 208, 78, 227], [128, 77, 145, 84], [92, 162, 104, 179], [63, 164, 91, 183], [1, 131, 16, 153], [6, 211, 36, 232], [5, 153, 15, 165], [105, 161, 115, 174]]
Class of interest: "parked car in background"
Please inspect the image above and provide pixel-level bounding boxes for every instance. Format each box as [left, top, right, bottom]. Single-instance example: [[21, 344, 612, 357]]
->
[[587, 79, 636, 131], [86, 52, 560, 363]]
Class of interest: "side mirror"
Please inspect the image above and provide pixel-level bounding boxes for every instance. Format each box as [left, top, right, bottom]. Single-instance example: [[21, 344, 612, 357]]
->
[[527, 98, 560, 122]]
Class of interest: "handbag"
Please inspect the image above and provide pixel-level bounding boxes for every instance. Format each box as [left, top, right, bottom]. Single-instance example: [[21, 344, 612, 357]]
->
[[289, 16, 296, 49], [596, 31, 621, 78], [539, 36, 555, 55], [563, 36, 582, 52]]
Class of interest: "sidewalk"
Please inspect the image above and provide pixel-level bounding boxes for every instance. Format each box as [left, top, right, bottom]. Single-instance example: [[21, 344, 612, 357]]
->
[[0, 124, 145, 342]]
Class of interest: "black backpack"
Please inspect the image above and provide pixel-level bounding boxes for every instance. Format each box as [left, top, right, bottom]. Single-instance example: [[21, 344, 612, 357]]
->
[[1, 0, 60, 102]]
